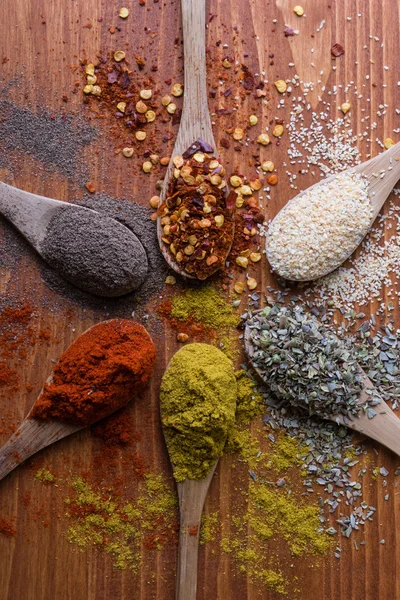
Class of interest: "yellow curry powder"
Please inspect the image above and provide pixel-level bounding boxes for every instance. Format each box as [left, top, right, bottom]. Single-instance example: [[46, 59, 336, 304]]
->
[[160, 343, 237, 482]]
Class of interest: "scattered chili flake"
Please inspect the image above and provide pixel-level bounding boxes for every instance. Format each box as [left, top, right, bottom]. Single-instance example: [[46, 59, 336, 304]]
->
[[284, 27, 295, 36], [331, 43, 345, 57], [91, 408, 138, 446], [241, 65, 255, 91], [188, 524, 199, 536], [0, 517, 16, 538]]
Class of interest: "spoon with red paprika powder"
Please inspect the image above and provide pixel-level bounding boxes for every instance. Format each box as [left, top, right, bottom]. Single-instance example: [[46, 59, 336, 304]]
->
[[0, 319, 156, 482]]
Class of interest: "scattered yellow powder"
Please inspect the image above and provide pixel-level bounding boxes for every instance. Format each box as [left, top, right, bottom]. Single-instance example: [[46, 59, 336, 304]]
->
[[64, 473, 177, 572], [35, 468, 56, 483], [266, 434, 305, 472], [200, 511, 220, 545]]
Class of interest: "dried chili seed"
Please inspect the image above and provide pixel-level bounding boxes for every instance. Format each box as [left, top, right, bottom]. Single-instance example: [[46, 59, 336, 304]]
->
[[166, 103, 176, 114], [171, 83, 184, 97], [384, 138, 395, 149], [247, 278, 257, 290], [114, 50, 126, 62]]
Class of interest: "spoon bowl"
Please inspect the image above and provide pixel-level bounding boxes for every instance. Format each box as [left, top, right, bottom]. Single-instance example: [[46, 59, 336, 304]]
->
[[265, 142, 400, 281], [244, 316, 400, 457]]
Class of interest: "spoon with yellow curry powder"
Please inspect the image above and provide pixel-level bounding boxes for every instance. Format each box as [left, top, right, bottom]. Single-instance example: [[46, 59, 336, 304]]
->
[[157, 0, 236, 280], [160, 344, 237, 600], [0, 319, 156, 482]]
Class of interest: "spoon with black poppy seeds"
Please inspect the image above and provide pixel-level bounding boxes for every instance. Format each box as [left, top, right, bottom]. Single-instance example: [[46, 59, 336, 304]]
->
[[157, 0, 236, 280], [244, 307, 400, 457], [0, 181, 148, 297]]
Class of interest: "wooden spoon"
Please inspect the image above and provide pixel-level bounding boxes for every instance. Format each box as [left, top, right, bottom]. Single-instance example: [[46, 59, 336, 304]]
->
[[244, 320, 400, 456], [265, 142, 400, 281], [0, 321, 153, 482], [0, 180, 148, 296], [174, 463, 218, 600], [161, 350, 220, 600], [157, 0, 233, 280]]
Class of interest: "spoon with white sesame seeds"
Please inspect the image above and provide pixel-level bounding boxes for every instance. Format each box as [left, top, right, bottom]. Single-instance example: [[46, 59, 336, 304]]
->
[[265, 142, 400, 282], [157, 0, 235, 280], [244, 308, 400, 457]]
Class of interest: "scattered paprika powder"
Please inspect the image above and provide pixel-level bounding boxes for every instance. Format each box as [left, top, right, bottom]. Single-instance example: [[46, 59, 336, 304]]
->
[[31, 320, 156, 426], [0, 517, 16, 538]]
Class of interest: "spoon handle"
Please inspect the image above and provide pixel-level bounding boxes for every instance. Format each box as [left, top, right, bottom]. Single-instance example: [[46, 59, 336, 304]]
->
[[179, 0, 214, 143], [358, 142, 400, 219], [0, 417, 81, 482], [176, 464, 217, 600], [336, 395, 400, 457], [0, 181, 61, 247]]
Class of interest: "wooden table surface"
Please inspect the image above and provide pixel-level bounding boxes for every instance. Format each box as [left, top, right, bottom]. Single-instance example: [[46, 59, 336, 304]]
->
[[0, 0, 399, 599]]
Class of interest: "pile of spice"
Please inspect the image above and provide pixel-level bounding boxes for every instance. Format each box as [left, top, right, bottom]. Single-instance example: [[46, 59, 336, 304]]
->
[[160, 344, 237, 481], [158, 142, 236, 279], [31, 319, 156, 426], [40, 206, 148, 297], [266, 173, 372, 281], [245, 304, 382, 420]]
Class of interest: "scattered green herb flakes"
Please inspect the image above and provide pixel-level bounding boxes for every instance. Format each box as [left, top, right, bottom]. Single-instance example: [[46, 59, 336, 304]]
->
[[246, 304, 382, 420], [221, 482, 331, 594]]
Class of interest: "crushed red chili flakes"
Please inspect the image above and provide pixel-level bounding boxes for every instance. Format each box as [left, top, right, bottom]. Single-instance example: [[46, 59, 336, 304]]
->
[[188, 524, 199, 536], [81, 55, 156, 142], [331, 43, 345, 57], [158, 140, 236, 279], [0, 517, 16, 538]]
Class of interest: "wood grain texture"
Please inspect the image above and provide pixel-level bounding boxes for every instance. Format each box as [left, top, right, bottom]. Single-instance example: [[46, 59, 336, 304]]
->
[[0, 0, 399, 599]]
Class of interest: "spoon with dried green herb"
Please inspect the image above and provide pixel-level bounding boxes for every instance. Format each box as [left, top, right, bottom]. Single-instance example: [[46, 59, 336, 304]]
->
[[160, 343, 237, 600], [244, 305, 400, 456]]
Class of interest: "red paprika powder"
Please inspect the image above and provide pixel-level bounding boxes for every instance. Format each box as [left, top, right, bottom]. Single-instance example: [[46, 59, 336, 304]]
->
[[31, 319, 156, 426]]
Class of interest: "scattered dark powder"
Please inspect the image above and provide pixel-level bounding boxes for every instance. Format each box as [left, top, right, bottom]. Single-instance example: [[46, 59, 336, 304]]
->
[[40, 206, 149, 297], [0, 99, 96, 180]]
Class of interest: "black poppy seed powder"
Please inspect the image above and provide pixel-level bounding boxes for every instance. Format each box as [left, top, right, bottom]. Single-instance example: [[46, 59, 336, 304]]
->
[[37, 194, 169, 313], [40, 206, 149, 297]]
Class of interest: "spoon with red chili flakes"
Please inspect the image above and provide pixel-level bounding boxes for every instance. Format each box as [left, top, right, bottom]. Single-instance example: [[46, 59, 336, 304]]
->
[[157, 0, 236, 280], [0, 319, 156, 482]]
